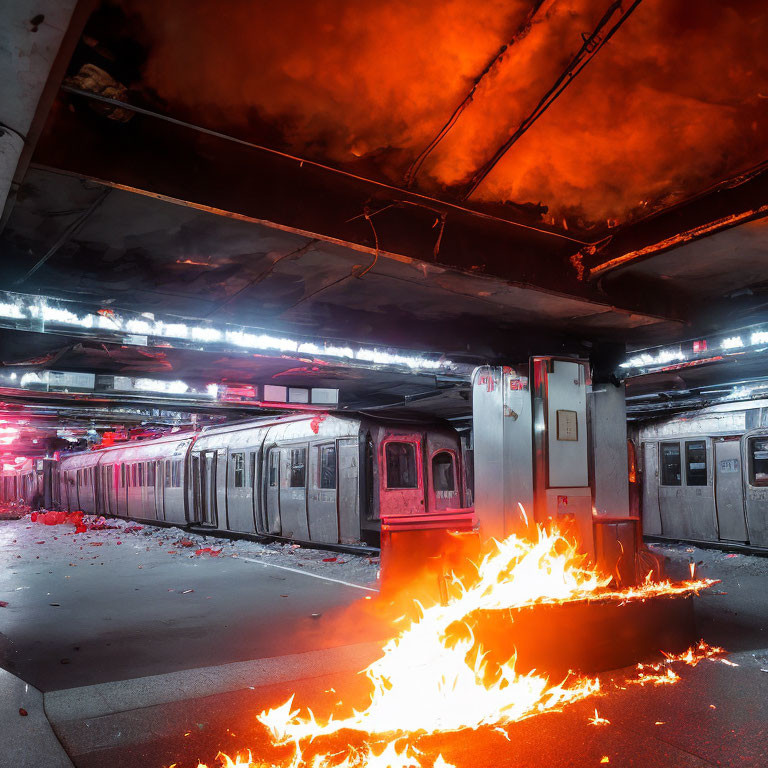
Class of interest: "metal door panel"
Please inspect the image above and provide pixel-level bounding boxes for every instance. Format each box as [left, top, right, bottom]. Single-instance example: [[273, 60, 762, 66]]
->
[[744, 433, 768, 547], [714, 441, 748, 542], [279, 444, 310, 539], [201, 452, 218, 526], [642, 443, 662, 535], [307, 442, 339, 544], [155, 460, 165, 520], [226, 449, 256, 533], [338, 438, 360, 543], [264, 447, 281, 534], [216, 448, 228, 528]]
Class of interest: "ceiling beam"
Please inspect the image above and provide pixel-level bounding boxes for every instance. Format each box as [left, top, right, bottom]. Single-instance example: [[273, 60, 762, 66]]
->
[[28, 88, 685, 327]]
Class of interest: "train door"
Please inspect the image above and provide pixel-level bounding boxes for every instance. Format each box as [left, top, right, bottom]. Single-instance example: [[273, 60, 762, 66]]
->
[[641, 442, 662, 535], [97, 465, 107, 515], [190, 454, 200, 523], [264, 447, 281, 534], [279, 443, 310, 539], [379, 435, 425, 517], [743, 433, 768, 547], [200, 451, 218, 525], [338, 438, 360, 543], [307, 442, 339, 544], [107, 464, 118, 517], [117, 463, 128, 516], [658, 441, 686, 537], [714, 439, 748, 542], [429, 449, 460, 511]]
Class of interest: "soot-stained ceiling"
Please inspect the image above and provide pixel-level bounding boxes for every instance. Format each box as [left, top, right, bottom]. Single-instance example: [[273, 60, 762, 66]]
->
[[106, 0, 768, 235]]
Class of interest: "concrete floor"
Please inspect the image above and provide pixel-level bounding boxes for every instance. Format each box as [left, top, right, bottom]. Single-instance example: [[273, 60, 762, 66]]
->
[[0, 519, 381, 691], [1, 521, 767, 767]]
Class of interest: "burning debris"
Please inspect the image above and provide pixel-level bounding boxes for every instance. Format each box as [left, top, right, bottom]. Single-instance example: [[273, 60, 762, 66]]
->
[[195, 523, 719, 768]]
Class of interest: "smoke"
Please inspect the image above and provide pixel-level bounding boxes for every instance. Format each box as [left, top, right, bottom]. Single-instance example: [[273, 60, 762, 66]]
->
[[124, 0, 768, 229]]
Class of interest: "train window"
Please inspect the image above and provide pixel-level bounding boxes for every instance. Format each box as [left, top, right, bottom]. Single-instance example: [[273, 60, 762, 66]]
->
[[232, 453, 246, 488], [385, 442, 418, 489], [268, 450, 279, 487], [147, 462, 155, 486], [432, 451, 455, 492], [659, 442, 682, 485], [319, 445, 337, 489], [290, 448, 306, 488], [749, 438, 768, 487], [171, 460, 183, 487], [165, 461, 172, 487], [685, 441, 707, 486], [77, 469, 82, 486]]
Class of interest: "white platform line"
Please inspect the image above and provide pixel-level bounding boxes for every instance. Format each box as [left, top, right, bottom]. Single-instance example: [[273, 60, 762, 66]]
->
[[237, 556, 379, 592]]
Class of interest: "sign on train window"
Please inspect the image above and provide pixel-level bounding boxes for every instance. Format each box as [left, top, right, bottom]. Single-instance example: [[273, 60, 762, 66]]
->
[[232, 452, 246, 488], [685, 441, 707, 486], [385, 442, 418, 489], [749, 438, 768, 487], [319, 445, 337, 489], [432, 451, 456, 492], [659, 442, 681, 485], [290, 448, 306, 488]]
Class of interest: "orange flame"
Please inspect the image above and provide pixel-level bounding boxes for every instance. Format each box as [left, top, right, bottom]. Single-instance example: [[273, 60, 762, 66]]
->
[[192, 524, 716, 767], [189, 524, 724, 768]]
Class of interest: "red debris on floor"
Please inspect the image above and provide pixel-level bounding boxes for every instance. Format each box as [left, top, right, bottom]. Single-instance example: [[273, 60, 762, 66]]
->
[[195, 547, 222, 557]]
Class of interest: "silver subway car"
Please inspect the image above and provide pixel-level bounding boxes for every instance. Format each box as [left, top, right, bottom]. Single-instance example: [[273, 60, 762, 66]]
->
[[635, 400, 768, 549], [53, 413, 466, 546]]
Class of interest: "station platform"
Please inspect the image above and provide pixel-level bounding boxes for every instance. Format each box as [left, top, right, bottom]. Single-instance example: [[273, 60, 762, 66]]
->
[[2, 518, 768, 767]]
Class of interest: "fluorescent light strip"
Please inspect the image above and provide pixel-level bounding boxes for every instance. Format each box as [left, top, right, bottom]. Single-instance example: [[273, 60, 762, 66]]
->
[[0, 293, 454, 373]]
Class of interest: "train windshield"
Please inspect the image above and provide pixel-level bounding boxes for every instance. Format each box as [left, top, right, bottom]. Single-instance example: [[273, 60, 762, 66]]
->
[[385, 442, 418, 489], [749, 438, 768, 487]]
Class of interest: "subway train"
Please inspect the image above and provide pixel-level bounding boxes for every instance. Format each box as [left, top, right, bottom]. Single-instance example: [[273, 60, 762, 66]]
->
[[633, 399, 768, 550], [2, 413, 468, 547], [1, 457, 40, 507]]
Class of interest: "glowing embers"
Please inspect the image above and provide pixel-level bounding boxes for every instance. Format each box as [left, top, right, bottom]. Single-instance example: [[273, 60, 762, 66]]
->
[[197, 743, 457, 768], [627, 641, 735, 687]]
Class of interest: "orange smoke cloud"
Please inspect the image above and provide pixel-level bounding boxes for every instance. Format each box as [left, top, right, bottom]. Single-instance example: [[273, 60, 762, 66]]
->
[[123, 0, 768, 229]]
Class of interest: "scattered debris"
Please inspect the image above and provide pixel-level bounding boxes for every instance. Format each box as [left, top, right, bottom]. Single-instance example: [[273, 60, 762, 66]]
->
[[18, 708, 28, 716], [195, 547, 222, 557]]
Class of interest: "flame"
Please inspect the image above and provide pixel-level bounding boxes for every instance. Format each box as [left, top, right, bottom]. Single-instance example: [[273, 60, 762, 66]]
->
[[190, 524, 715, 768], [589, 709, 610, 726]]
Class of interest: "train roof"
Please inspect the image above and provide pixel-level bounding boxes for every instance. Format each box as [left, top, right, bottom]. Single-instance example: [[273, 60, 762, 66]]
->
[[60, 430, 197, 466]]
